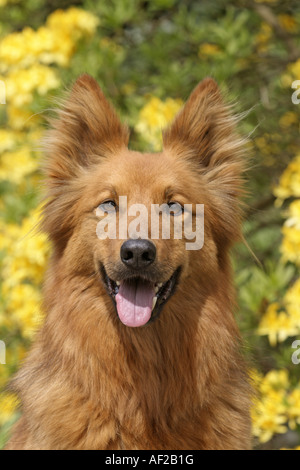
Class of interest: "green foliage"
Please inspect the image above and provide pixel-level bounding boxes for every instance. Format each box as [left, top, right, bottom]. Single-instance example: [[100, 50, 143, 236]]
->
[[0, 0, 300, 450]]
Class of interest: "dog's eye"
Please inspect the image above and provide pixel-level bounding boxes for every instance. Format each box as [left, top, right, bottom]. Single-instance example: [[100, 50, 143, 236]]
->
[[98, 200, 117, 213], [168, 202, 183, 216]]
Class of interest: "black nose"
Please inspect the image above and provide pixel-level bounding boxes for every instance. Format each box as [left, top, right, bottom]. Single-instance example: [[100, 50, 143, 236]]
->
[[120, 239, 156, 269]]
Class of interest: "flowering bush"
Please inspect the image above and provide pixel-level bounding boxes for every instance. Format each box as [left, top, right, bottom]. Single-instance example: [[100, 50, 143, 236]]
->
[[0, 0, 300, 450], [251, 369, 300, 445], [135, 96, 183, 150], [0, 4, 100, 446], [251, 151, 300, 446]]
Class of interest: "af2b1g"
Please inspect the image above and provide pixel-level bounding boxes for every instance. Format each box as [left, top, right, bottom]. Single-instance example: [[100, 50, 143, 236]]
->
[[148, 455, 194, 465]]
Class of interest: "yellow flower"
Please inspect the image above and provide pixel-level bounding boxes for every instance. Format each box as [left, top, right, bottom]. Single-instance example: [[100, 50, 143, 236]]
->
[[0, 147, 39, 184], [289, 60, 300, 80], [284, 200, 300, 228], [0, 8, 99, 72], [0, 393, 19, 427], [4, 284, 43, 339], [198, 43, 221, 57], [47, 7, 99, 39], [135, 96, 183, 151], [281, 225, 300, 265], [6, 106, 40, 130], [287, 388, 300, 430], [251, 369, 290, 444], [284, 278, 300, 307], [0, 207, 50, 339], [258, 302, 300, 346], [1, 206, 50, 284], [274, 155, 300, 203], [249, 368, 264, 389], [261, 370, 290, 393], [2, 65, 60, 108], [0, 130, 17, 152], [279, 111, 298, 129], [258, 303, 280, 346], [251, 394, 288, 443]]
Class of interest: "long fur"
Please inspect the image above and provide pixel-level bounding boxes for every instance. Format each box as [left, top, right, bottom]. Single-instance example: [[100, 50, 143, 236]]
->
[[5, 75, 252, 450]]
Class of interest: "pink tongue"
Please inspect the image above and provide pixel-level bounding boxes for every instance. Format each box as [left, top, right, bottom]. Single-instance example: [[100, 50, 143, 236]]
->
[[115, 279, 155, 327]]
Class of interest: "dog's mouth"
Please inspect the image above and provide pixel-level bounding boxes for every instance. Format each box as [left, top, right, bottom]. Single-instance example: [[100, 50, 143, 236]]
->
[[100, 266, 181, 327]]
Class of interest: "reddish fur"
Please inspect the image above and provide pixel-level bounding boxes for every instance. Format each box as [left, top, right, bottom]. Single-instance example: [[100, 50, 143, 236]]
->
[[5, 75, 252, 450]]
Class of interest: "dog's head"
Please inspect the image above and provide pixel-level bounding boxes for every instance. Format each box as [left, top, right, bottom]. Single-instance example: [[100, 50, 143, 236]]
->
[[42, 74, 246, 327]]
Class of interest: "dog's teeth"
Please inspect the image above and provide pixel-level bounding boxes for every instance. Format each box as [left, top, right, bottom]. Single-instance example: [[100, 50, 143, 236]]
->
[[158, 283, 163, 288], [116, 281, 120, 286], [152, 297, 157, 310], [155, 286, 159, 294]]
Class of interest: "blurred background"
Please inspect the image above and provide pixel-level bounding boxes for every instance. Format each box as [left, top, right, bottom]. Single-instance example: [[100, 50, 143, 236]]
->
[[0, 0, 300, 450]]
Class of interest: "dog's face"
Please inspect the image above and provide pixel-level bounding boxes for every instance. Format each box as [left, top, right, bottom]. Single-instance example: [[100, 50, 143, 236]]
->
[[43, 75, 245, 327], [82, 148, 211, 327]]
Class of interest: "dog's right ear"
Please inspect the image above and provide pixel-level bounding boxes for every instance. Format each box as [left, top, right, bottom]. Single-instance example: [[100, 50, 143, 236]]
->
[[42, 75, 129, 252], [43, 74, 129, 184]]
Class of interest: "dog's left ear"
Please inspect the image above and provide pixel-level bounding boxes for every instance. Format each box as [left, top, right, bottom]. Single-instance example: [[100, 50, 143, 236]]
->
[[162, 77, 245, 182], [163, 78, 247, 247]]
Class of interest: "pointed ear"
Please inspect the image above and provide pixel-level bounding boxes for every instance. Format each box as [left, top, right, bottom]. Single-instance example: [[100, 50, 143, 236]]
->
[[163, 78, 247, 248], [163, 77, 244, 171], [43, 74, 129, 183], [41, 75, 129, 252]]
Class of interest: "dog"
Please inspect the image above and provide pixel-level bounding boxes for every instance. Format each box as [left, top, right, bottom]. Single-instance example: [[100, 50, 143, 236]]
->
[[5, 74, 252, 449]]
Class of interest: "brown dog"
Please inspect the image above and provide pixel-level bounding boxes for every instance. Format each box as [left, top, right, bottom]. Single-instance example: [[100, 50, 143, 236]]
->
[[5, 75, 252, 450]]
